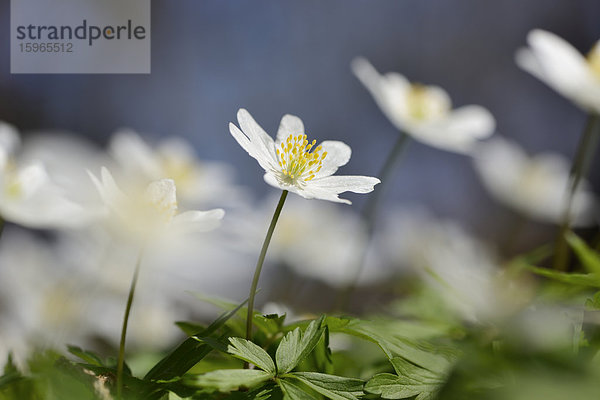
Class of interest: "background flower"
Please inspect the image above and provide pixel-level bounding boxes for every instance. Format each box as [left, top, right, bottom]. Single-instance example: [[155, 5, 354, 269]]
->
[[473, 137, 597, 226], [351, 57, 496, 154], [516, 29, 600, 114]]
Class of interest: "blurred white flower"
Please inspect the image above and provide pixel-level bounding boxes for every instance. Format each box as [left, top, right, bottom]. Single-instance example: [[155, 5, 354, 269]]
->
[[376, 208, 527, 323], [0, 122, 20, 155], [516, 29, 600, 114], [109, 129, 243, 208], [0, 124, 87, 229], [352, 57, 495, 154], [416, 222, 519, 323], [89, 167, 224, 243], [0, 228, 92, 367], [269, 197, 387, 287], [20, 132, 111, 207], [473, 137, 596, 225], [229, 109, 380, 204]]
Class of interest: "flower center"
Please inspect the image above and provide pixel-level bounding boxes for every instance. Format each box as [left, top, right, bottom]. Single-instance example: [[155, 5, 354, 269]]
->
[[405, 83, 450, 122], [276, 134, 327, 184], [587, 42, 600, 80]]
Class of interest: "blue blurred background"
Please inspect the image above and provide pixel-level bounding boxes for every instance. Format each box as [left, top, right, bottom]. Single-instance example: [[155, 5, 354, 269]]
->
[[1, 0, 600, 246]]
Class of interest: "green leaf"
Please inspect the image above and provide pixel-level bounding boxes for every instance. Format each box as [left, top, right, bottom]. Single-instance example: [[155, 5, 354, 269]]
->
[[144, 298, 246, 381], [287, 372, 364, 400], [364, 357, 446, 400], [336, 319, 455, 375], [228, 337, 276, 373], [187, 369, 273, 391], [175, 321, 207, 336], [276, 315, 326, 374], [67, 345, 104, 367], [567, 232, 600, 274], [279, 379, 318, 400], [525, 265, 600, 288]]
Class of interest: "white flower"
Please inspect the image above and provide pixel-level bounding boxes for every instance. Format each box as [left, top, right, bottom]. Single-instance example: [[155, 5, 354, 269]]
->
[[516, 29, 600, 114], [229, 109, 380, 204], [20, 132, 111, 207], [409, 218, 518, 323], [109, 129, 243, 208], [473, 137, 596, 226], [351, 57, 496, 154], [89, 167, 224, 242], [0, 124, 86, 229]]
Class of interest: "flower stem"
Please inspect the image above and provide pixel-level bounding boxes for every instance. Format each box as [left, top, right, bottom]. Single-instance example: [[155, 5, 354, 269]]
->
[[336, 132, 409, 309], [245, 190, 288, 343], [553, 114, 600, 270], [362, 132, 410, 230], [116, 247, 145, 399]]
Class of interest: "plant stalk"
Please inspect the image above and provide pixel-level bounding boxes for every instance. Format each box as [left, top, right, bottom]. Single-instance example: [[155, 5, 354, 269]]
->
[[553, 114, 599, 270], [245, 190, 288, 343], [336, 132, 409, 309], [116, 247, 145, 399]]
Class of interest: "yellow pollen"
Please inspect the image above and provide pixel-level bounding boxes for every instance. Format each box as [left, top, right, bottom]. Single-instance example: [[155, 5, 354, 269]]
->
[[276, 133, 327, 184], [588, 42, 600, 79]]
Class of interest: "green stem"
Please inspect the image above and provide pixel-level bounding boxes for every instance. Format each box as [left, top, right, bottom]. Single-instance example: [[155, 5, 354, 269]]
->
[[116, 247, 145, 399], [335, 133, 409, 310], [245, 190, 288, 343], [362, 132, 410, 232], [553, 114, 600, 270]]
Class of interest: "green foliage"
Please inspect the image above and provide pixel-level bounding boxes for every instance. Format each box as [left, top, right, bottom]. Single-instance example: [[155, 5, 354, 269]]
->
[[227, 337, 276, 374], [365, 357, 446, 400], [186, 369, 274, 391], [285, 372, 364, 400], [276, 316, 326, 374]]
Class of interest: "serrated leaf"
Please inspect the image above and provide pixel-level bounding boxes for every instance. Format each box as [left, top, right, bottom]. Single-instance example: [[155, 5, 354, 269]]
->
[[287, 372, 364, 400], [227, 337, 276, 373], [187, 369, 273, 391], [67, 345, 104, 367], [364, 357, 446, 400], [276, 315, 325, 373], [336, 319, 455, 375], [567, 232, 600, 274], [279, 379, 318, 400]]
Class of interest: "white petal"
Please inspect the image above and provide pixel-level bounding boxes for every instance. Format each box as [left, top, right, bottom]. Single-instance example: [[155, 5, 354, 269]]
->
[[171, 209, 224, 233], [88, 167, 127, 209], [0, 122, 20, 155], [352, 58, 410, 131], [236, 109, 277, 163], [310, 175, 380, 193], [296, 184, 352, 204], [410, 105, 496, 154], [517, 29, 599, 111], [15, 163, 48, 197], [300, 175, 381, 204], [351, 57, 389, 107], [263, 173, 334, 202], [276, 114, 305, 144], [109, 129, 162, 179], [229, 123, 276, 172], [314, 141, 352, 177], [145, 179, 177, 213]]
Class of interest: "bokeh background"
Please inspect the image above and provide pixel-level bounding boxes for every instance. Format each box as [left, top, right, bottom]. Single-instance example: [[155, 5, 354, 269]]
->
[[1, 0, 600, 366], [2, 0, 600, 247]]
